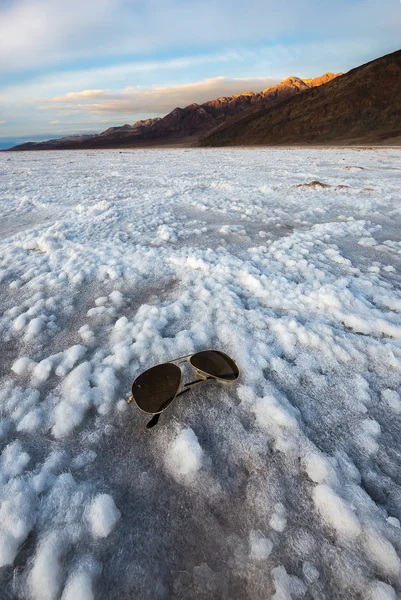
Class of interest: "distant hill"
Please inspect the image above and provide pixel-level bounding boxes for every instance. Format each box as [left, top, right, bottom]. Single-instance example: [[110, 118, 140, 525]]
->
[[8, 73, 340, 151], [199, 49, 401, 147]]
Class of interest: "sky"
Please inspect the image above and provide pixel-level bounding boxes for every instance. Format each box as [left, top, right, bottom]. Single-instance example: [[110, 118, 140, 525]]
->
[[0, 0, 400, 146]]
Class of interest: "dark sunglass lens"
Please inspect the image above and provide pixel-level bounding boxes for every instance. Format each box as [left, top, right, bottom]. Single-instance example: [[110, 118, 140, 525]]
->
[[190, 351, 239, 381], [132, 363, 181, 413]]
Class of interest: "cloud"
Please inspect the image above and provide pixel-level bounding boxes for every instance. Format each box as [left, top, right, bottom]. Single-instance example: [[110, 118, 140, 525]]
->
[[0, 52, 236, 105], [0, 0, 117, 73], [51, 90, 107, 101], [1, 0, 400, 74], [0, 0, 298, 73], [0, 121, 6, 125], [33, 77, 280, 117]]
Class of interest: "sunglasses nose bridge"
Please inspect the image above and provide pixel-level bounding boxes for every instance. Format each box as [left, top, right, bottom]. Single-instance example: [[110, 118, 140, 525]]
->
[[174, 358, 188, 366]]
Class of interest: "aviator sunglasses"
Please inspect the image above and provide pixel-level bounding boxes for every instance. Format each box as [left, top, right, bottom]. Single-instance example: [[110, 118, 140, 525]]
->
[[127, 350, 239, 428]]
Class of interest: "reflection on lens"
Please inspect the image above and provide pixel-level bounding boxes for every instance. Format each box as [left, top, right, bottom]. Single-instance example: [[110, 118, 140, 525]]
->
[[132, 363, 181, 413], [190, 350, 239, 381]]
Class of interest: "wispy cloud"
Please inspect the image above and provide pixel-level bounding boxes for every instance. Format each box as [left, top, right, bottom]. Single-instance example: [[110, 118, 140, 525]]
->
[[51, 90, 107, 101], [1, 0, 400, 75], [0, 0, 287, 73], [34, 77, 279, 116], [0, 51, 237, 105]]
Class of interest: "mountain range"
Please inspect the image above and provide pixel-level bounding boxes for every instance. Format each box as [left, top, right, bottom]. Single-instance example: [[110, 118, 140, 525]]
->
[[8, 49, 401, 150], [201, 49, 401, 147]]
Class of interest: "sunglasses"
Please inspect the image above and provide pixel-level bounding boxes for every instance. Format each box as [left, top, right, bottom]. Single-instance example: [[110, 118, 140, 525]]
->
[[127, 350, 239, 429]]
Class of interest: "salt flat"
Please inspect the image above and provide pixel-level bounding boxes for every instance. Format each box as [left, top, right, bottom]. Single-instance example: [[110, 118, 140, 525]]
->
[[0, 148, 401, 600]]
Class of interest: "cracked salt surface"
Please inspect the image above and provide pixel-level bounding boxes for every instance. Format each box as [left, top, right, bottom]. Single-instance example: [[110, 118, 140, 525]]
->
[[0, 147, 401, 599]]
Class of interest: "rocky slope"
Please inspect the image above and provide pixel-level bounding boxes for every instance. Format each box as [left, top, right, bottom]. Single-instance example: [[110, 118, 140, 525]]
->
[[9, 74, 339, 150], [200, 49, 401, 147]]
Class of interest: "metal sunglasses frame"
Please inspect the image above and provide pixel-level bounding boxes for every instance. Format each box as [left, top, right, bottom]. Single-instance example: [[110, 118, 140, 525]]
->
[[127, 350, 240, 428]]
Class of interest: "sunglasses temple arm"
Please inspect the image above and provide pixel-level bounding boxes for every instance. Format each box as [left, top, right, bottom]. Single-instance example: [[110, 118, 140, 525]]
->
[[146, 413, 161, 429], [176, 376, 213, 398]]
